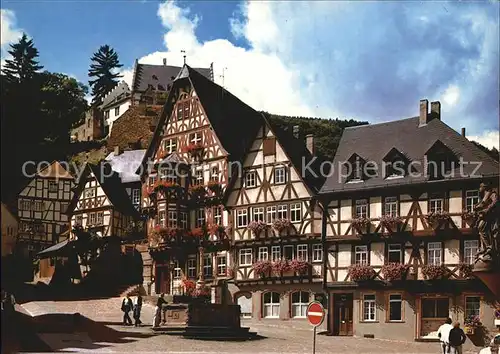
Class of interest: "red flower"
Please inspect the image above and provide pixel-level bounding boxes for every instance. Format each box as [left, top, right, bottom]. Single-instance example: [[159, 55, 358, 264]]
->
[[348, 264, 376, 281], [190, 227, 204, 238]]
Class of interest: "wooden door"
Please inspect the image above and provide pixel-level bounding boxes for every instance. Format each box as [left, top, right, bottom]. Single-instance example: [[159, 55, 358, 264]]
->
[[156, 265, 170, 294], [334, 293, 353, 336]]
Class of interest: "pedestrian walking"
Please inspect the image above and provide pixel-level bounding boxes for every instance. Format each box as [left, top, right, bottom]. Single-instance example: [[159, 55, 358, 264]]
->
[[152, 293, 166, 327], [121, 295, 133, 325], [133, 294, 143, 327], [448, 322, 467, 354], [437, 317, 453, 354]]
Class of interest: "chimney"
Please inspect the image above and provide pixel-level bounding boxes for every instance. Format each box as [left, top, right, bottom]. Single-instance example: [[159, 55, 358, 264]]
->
[[114, 146, 122, 156], [305, 134, 315, 155], [163, 58, 167, 66], [461, 127, 466, 137], [419, 99, 429, 126], [430, 101, 441, 120], [293, 125, 300, 139]]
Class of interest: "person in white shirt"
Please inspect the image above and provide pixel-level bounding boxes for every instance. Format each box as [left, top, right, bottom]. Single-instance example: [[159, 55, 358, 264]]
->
[[479, 334, 500, 354], [437, 318, 454, 354]]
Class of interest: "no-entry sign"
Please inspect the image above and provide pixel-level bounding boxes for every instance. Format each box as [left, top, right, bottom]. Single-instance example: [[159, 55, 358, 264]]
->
[[307, 301, 325, 327]]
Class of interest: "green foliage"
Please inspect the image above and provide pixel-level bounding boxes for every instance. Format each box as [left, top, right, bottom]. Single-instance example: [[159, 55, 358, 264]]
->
[[88, 45, 123, 105], [1, 33, 43, 84], [262, 112, 368, 159]]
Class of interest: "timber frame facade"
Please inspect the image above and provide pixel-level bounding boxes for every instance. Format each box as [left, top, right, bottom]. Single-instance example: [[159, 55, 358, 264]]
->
[[318, 99, 500, 346], [17, 161, 75, 278]]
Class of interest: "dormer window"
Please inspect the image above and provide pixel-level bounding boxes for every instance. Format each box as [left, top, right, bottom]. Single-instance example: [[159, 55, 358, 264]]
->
[[425, 140, 458, 180], [383, 148, 410, 179], [345, 154, 366, 183]]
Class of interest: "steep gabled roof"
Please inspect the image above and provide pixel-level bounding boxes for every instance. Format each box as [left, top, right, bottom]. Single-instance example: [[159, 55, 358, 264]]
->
[[37, 161, 74, 179], [320, 117, 499, 193], [67, 163, 140, 218]]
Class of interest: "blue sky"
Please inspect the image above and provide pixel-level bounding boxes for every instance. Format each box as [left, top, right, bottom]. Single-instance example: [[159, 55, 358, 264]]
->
[[1, 1, 499, 148]]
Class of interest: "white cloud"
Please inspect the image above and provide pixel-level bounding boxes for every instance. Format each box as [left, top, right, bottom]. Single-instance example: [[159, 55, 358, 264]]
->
[[467, 130, 499, 150], [442, 84, 460, 107], [1, 9, 22, 52]]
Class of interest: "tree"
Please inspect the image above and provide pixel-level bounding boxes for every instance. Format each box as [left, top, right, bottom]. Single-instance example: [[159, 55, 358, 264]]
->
[[1, 33, 43, 84], [88, 45, 123, 105]]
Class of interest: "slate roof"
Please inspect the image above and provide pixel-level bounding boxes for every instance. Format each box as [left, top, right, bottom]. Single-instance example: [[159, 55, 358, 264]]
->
[[105, 149, 146, 183], [320, 116, 499, 193], [68, 163, 140, 218], [99, 81, 131, 110], [132, 63, 212, 93]]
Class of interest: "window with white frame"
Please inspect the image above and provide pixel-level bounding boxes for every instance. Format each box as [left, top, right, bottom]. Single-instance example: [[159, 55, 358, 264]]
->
[[263, 292, 280, 318], [158, 211, 166, 227], [115, 106, 120, 116], [195, 209, 205, 228], [217, 255, 227, 276], [274, 166, 286, 184], [48, 181, 58, 193], [388, 294, 402, 321], [464, 240, 479, 265], [32, 201, 44, 212], [427, 242, 442, 265], [355, 199, 368, 218], [429, 198, 443, 213], [203, 255, 212, 277], [388, 244, 402, 263], [355, 245, 368, 265], [163, 138, 177, 154], [384, 197, 398, 217], [465, 296, 480, 319], [20, 200, 31, 211], [160, 168, 177, 184], [312, 244, 323, 262], [283, 245, 294, 260], [277, 205, 288, 219], [180, 212, 188, 229], [239, 248, 253, 266], [187, 258, 197, 278], [297, 244, 308, 261], [190, 132, 202, 145], [236, 209, 248, 228], [465, 190, 479, 213], [258, 247, 269, 261], [253, 207, 264, 222], [213, 207, 222, 225], [271, 246, 281, 261], [291, 291, 309, 318], [173, 261, 182, 279], [194, 169, 203, 186], [183, 101, 190, 118], [89, 213, 97, 225], [75, 215, 83, 225], [245, 171, 257, 188], [132, 189, 140, 205], [177, 104, 183, 120], [363, 294, 376, 321], [210, 166, 219, 182], [266, 206, 276, 224], [96, 211, 104, 225], [84, 188, 96, 198], [168, 210, 178, 228], [290, 203, 302, 222]]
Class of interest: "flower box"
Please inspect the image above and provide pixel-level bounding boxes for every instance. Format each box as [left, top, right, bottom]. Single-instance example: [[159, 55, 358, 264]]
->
[[422, 264, 447, 280], [381, 263, 410, 281], [457, 262, 474, 279], [272, 259, 290, 275], [351, 217, 372, 234], [425, 211, 449, 228], [461, 210, 477, 227], [272, 219, 291, 234], [251, 260, 273, 278], [190, 227, 205, 238], [247, 220, 268, 237], [289, 259, 310, 275], [207, 181, 222, 195], [348, 264, 376, 282], [380, 215, 403, 232], [184, 143, 204, 157]]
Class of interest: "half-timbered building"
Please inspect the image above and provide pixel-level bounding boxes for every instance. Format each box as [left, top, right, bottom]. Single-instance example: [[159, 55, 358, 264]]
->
[[319, 99, 499, 346], [17, 161, 75, 278], [138, 64, 328, 319]]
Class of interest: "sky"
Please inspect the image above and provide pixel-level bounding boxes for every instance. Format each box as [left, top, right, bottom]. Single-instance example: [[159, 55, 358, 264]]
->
[[1, 0, 499, 149]]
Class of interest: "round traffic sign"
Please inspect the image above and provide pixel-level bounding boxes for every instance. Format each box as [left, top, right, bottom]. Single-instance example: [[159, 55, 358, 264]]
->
[[307, 301, 325, 327]]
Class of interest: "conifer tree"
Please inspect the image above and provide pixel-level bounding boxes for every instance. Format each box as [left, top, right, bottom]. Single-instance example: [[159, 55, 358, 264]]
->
[[1, 33, 43, 84], [88, 45, 123, 105]]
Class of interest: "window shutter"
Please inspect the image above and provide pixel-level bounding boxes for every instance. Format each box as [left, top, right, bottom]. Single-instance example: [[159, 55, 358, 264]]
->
[[263, 137, 276, 156]]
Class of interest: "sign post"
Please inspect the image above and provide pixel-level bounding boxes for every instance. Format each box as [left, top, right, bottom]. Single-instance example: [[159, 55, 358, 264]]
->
[[307, 301, 325, 354]]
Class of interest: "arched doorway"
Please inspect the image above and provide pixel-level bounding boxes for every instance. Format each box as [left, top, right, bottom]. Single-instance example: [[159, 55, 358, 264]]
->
[[235, 292, 252, 318]]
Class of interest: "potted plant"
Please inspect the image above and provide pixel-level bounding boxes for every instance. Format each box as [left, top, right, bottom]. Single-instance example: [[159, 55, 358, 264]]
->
[[421, 264, 448, 280], [185, 143, 204, 158], [289, 259, 310, 275], [247, 220, 268, 237], [272, 218, 291, 234], [457, 262, 474, 279], [381, 263, 410, 281], [351, 217, 372, 234], [251, 260, 273, 278], [425, 211, 449, 229], [348, 264, 376, 282], [272, 259, 290, 276], [461, 210, 477, 227], [181, 278, 196, 296], [190, 227, 205, 238], [464, 315, 481, 335], [148, 226, 169, 247], [380, 215, 403, 232]]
